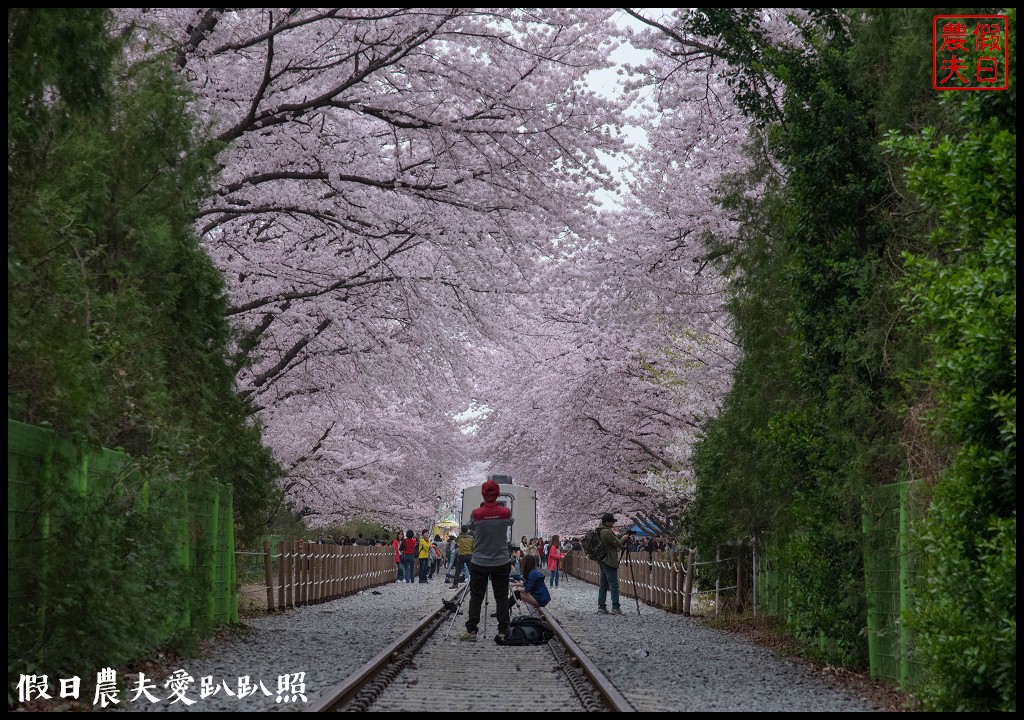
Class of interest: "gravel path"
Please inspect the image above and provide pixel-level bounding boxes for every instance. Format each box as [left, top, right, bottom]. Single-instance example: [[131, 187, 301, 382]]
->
[[123, 574, 880, 712]]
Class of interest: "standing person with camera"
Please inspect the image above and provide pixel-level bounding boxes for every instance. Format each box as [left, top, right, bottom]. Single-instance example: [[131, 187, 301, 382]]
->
[[460, 479, 513, 643], [428, 534, 443, 579], [595, 513, 632, 615]]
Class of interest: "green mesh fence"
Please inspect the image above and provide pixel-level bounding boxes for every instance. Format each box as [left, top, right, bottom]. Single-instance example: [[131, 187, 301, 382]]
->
[[756, 479, 926, 690], [7, 419, 237, 673], [862, 482, 901, 682], [862, 480, 927, 689]]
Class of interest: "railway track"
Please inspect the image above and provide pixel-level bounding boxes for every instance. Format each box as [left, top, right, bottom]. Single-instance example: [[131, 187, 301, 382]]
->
[[306, 585, 635, 713]]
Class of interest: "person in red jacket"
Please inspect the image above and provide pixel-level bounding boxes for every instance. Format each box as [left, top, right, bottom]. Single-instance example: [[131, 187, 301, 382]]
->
[[402, 530, 417, 583], [392, 531, 404, 582], [460, 479, 513, 643]]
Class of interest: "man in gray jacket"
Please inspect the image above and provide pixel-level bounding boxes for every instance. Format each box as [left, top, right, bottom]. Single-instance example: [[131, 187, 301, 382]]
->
[[460, 479, 513, 643]]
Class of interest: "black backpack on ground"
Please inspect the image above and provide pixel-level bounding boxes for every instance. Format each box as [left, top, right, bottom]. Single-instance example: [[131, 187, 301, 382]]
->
[[495, 616, 555, 646]]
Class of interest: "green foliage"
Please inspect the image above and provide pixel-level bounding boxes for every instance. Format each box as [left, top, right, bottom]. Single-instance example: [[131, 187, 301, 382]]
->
[[6, 421, 241, 704], [8, 9, 281, 692], [909, 469, 1016, 711], [689, 5, 1015, 704], [7, 9, 117, 147], [686, 7, 995, 674], [882, 12, 1016, 707], [8, 10, 279, 545], [20, 473, 189, 678]]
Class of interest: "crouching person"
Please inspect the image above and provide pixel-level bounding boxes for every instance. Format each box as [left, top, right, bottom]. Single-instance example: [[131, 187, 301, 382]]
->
[[510, 554, 550, 609]]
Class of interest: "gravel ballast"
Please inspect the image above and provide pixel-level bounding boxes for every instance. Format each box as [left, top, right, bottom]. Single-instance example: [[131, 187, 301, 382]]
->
[[125, 573, 882, 712]]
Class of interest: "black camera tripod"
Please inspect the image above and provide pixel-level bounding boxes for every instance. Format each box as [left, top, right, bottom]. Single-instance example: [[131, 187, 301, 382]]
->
[[443, 587, 470, 639], [619, 541, 642, 616]]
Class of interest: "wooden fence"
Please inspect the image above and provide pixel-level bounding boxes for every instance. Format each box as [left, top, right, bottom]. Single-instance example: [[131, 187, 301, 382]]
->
[[563, 548, 699, 614], [260, 540, 396, 612]]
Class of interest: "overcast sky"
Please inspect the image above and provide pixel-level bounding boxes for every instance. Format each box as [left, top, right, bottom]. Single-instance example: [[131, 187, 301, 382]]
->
[[586, 10, 655, 209]]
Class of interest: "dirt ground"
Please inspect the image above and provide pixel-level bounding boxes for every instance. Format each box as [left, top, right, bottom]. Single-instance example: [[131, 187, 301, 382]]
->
[[701, 614, 921, 712], [238, 582, 272, 616]]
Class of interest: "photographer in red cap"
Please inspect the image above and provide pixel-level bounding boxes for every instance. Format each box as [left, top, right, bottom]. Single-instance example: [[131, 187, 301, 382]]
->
[[460, 479, 513, 643]]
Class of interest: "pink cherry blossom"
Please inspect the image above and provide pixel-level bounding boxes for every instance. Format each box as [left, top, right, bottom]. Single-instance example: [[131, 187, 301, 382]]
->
[[114, 8, 771, 532]]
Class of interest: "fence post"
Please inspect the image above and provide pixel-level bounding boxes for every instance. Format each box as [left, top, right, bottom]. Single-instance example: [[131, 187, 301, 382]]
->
[[309, 541, 315, 604], [644, 551, 651, 605], [277, 540, 285, 611], [356, 546, 363, 592], [751, 541, 757, 618], [674, 551, 683, 613], [656, 551, 665, 608], [311, 541, 317, 603], [365, 546, 371, 591], [683, 548, 697, 616], [736, 546, 745, 614], [364, 544, 372, 589], [342, 544, 348, 595], [330, 544, 338, 599], [292, 540, 300, 607], [301, 540, 307, 605], [715, 547, 722, 617], [283, 541, 292, 609], [317, 543, 324, 603], [264, 539, 274, 613], [293, 540, 300, 607], [308, 541, 315, 604], [647, 551, 655, 606]]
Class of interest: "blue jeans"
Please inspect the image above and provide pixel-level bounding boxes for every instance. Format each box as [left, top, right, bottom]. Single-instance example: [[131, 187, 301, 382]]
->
[[402, 555, 415, 582], [598, 562, 619, 610], [452, 554, 471, 582], [550, 567, 560, 587], [418, 557, 429, 582]]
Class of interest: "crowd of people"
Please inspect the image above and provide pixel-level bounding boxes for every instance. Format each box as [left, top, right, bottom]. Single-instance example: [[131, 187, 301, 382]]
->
[[305, 524, 677, 591], [447, 480, 685, 644], [389, 529, 454, 584], [558, 534, 680, 554], [311, 480, 683, 643]]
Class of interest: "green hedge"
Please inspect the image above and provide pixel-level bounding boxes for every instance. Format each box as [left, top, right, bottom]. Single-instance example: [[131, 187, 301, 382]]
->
[[8, 419, 236, 687]]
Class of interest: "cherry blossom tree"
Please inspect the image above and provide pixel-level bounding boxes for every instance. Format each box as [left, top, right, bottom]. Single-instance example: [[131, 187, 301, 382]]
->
[[116, 8, 630, 526], [471, 10, 773, 533], [113, 9, 807, 533]]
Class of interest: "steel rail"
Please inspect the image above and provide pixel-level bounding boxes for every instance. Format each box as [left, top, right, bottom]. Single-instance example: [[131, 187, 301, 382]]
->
[[307, 584, 635, 713], [305, 584, 469, 712], [539, 606, 637, 713]]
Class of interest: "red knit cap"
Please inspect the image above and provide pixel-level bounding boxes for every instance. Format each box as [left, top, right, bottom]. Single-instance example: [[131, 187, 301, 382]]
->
[[481, 479, 500, 501]]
